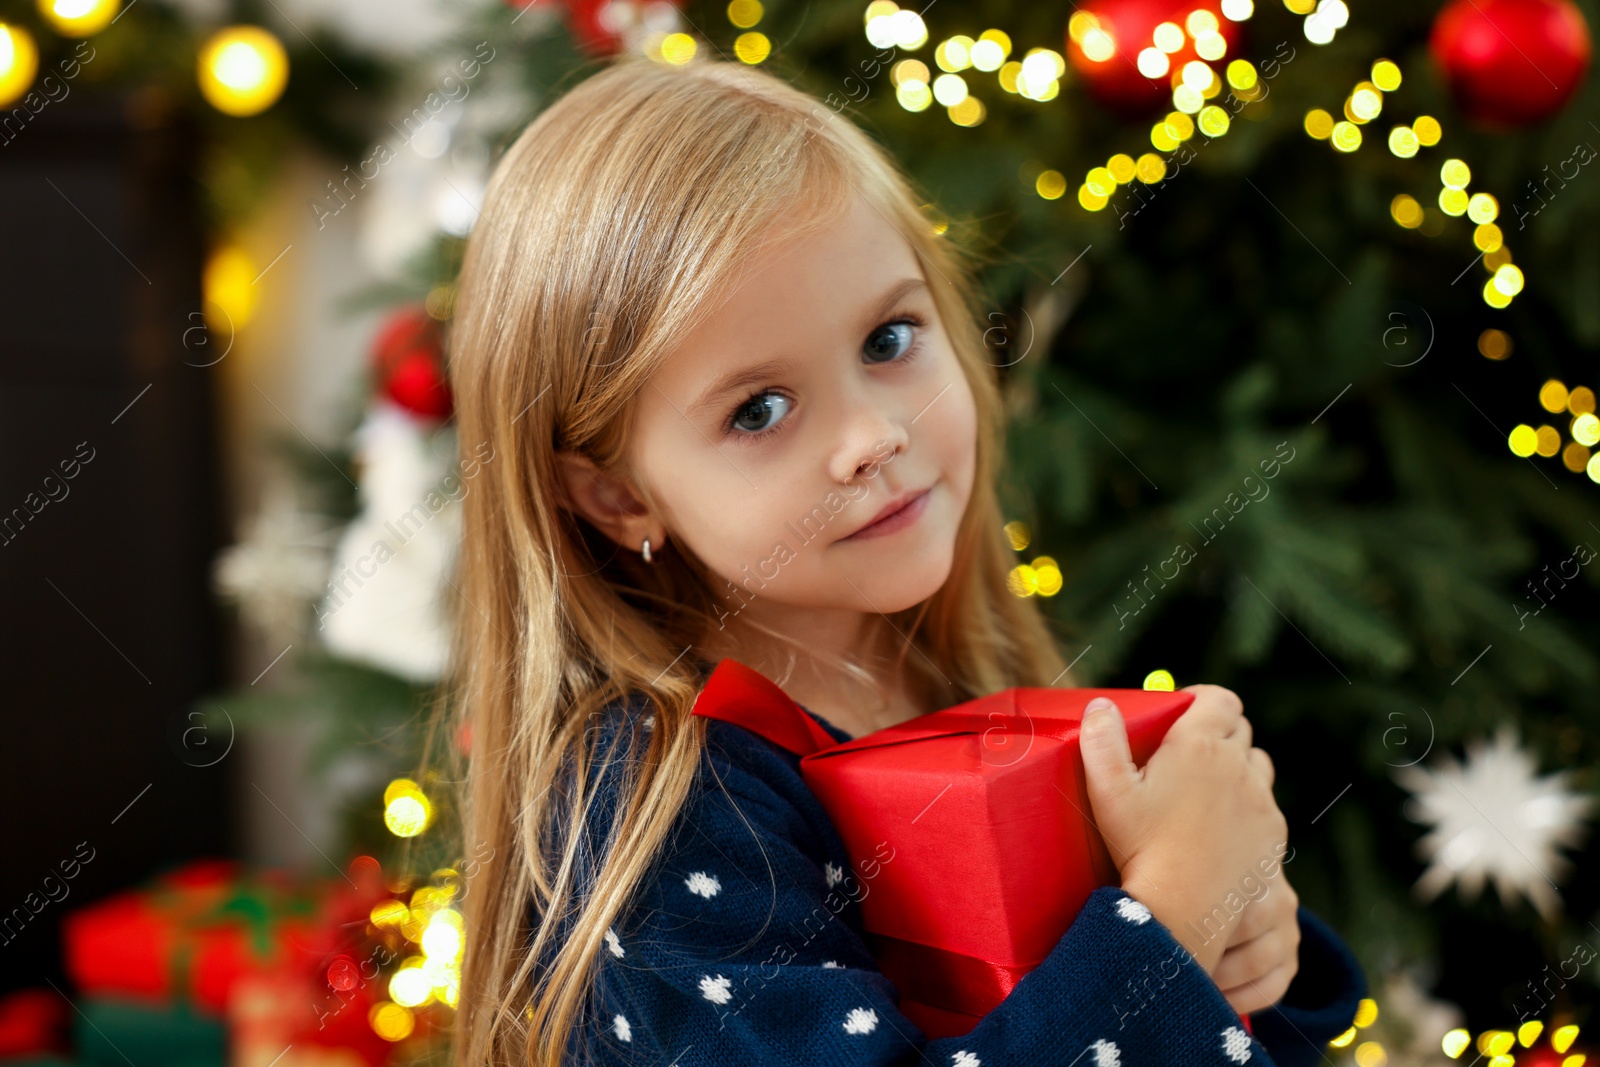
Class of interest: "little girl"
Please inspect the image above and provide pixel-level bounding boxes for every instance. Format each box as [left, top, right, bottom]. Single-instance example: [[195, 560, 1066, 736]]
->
[[443, 56, 1365, 1066]]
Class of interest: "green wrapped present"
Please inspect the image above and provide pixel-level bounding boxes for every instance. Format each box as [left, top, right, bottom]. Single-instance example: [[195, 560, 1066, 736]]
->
[[72, 999, 224, 1067]]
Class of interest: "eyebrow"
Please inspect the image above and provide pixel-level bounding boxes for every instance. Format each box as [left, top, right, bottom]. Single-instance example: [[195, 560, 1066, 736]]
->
[[684, 276, 930, 421]]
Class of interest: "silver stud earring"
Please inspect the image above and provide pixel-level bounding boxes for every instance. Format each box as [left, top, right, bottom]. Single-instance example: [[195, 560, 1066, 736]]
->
[[641, 538, 653, 564]]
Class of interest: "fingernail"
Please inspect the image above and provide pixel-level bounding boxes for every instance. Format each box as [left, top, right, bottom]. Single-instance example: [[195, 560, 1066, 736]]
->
[[1084, 697, 1115, 715]]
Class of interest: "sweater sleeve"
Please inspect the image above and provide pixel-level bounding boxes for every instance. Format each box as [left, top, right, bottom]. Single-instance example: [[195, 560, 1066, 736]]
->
[[561, 702, 1295, 1067]]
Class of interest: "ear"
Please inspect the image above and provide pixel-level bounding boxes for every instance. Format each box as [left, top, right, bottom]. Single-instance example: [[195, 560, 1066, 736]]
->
[[555, 451, 666, 554]]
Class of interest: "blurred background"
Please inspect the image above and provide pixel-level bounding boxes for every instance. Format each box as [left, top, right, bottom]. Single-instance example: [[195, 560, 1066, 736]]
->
[[1, 0, 1597, 1063]]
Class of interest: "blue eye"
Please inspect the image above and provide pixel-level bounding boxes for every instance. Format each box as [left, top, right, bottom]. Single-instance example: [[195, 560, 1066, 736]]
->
[[864, 321, 916, 364], [730, 392, 792, 434]]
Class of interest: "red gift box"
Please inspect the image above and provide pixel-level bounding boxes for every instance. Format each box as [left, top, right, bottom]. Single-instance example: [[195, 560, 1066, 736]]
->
[[693, 658, 1253, 1039], [62, 859, 361, 1017]]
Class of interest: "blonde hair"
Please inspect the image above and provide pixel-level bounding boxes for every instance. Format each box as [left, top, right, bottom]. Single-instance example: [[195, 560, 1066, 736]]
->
[[442, 55, 1070, 1066]]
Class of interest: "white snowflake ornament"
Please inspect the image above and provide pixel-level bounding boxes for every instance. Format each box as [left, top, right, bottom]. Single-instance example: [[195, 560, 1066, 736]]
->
[[1396, 725, 1594, 922]]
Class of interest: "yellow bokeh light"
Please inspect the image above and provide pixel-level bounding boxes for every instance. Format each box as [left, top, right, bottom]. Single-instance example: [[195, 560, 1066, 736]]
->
[[1330, 1027, 1357, 1048], [1186, 9, 1219, 35], [371, 899, 410, 927], [1332, 121, 1362, 152], [1474, 222, 1503, 252], [1414, 115, 1442, 145], [1082, 27, 1116, 62], [1195, 31, 1227, 61], [1483, 278, 1513, 308], [1032, 556, 1062, 596], [1227, 58, 1258, 90], [389, 965, 434, 1009], [0, 23, 41, 108], [1143, 669, 1175, 691], [1390, 194, 1423, 229], [1485, 1032, 1517, 1057], [1371, 59, 1402, 90], [369, 1002, 415, 1042], [1004, 519, 1030, 551], [1078, 182, 1109, 210], [1467, 192, 1498, 224], [1388, 126, 1419, 158], [1478, 328, 1512, 360], [1354, 1040, 1388, 1067], [1485, 245, 1514, 271], [971, 34, 1008, 71], [948, 95, 984, 126], [1442, 1029, 1471, 1059], [1353, 998, 1378, 1027], [1198, 104, 1230, 136], [892, 58, 930, 85], [734, 32, 770, 63], [1541, 379, 1570, 412], [1438, 187, 1468, 216], [1153, 21, 1186, 52], [1107, 153, 1137, 184], [1035, 169, 1067, 199], [1165, 110, 1196, 140], [1553, 1026, 1581, 1054], [1536, 425, 1562, 457], [198, 26, 289, 117], [385, 795, 430, 837], [1564, 442, 1591, 471], [1138, 47, 1171, 78], [38, 0, 119, 36], [1007, 564, 1039, 596], [1572, 412, 1600, 445], [726, 0, 762, 28], [1349, 84, 1382, 122], [936, 35, 974, 72], [1136, 153, 1167, 182], [1493, 263, 1524, 296], [1590, 453, 1600, 482], [1509, 424, 1538, 457], [1440, 158, 1471, 189], [932, 72, 967, 106], [864, 0, 898, 23], [896, 78, 932, 111], [1151, 122, 1179, 151], [660, 32, 697, 64], [1305, 108, 1335, 139], [1568, 385, 1595, 414], [203, 245, 257, 332]]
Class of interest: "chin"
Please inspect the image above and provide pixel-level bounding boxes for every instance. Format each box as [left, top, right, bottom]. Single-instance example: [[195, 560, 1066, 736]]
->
[[845, 544, 956, 614]]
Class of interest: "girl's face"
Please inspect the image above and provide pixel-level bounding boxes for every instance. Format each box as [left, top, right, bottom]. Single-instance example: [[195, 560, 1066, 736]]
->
[[627, 192, 978, 628]]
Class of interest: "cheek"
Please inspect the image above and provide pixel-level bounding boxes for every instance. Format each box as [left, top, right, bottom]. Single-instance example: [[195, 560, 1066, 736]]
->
[[933, 370, 979, 502]]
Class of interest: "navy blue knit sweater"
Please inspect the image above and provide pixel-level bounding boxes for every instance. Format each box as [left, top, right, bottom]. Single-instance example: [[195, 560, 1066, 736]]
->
[[548, 688, 1367, 1066]]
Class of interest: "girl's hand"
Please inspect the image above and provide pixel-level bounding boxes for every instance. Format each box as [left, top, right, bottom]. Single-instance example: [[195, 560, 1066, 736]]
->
[[1080, 684, 1285, 976], [1214, 874, 1301, 1014]]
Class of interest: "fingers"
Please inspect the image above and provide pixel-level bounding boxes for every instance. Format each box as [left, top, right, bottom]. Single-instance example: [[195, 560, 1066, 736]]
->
[[1081, 697, 1140, 805], [1176, 684, 1248, 744], [1220, 958, 1299, 1016], [1249, 746, 1275, 788]]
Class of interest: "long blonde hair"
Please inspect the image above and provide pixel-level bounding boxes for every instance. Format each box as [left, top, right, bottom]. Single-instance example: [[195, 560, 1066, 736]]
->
[[442, 55, 1070, 1066]]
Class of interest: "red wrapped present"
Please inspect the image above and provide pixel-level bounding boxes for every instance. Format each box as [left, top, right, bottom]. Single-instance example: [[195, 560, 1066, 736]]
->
[[692, 658, 1253, 1039], [0, 988, 69, 1056], [61, 859, 373, 1017]]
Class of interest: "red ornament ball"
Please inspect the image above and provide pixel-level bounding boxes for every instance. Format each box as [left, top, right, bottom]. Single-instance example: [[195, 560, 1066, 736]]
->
[[1066, 0, 1244, 115], [371, 305, 452, 421], [1431, 0, 1591, 128]]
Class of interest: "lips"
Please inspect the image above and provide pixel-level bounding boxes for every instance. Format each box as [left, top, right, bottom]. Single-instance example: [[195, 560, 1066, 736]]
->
[[839, 487, 932, 543]]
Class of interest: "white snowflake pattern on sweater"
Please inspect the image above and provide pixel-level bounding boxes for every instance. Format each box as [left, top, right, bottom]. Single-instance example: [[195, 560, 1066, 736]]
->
[[1220, 1025, 1252, 1063], [604, 926, 625, 958], [699, 974, 733, 1005], [612, 1014, 631, 1042], [1114, 896, 1153, 924], [842, 1007, 879, 1035], [684, 871, 721, 898], [1091, 1038, 1120, 1066], [821, 960, 844, 968], [952, 1052, 980, 1066], [824, 861, 845, 887]]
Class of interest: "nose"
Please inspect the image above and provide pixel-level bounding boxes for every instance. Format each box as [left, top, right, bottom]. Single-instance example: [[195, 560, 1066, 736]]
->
[[826, 392, 908, 486]]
